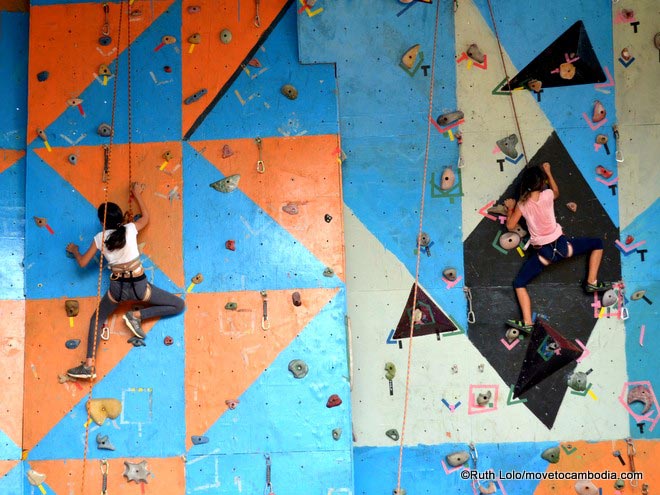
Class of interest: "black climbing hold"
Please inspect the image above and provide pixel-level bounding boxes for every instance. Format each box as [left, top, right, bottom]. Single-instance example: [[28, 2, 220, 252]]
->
[[127, 336, 146, 347], [68, 154, 78, 165], [37, 71, 49, 82], [324, 214, 332, 223], [436, 110, 464, 126], [191, 435, 209, 445], [184, 89, 208, 105], [98, 36, 112, 47], [65, 339, 81, 350]]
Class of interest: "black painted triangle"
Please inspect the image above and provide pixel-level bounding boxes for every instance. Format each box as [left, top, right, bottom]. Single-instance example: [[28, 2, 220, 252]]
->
[[392, 284, 457, 339], [513, 319, 582, 397], [503, 20, 606, 91]]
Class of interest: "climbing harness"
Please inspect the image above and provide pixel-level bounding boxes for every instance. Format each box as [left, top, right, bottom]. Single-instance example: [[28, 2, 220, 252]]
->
[[100, 460, 109, 495], [255, 137, 265, 174], [463, 287, 476, 324], [254, 0, 261, 28], [261, 290, 270, 330], [625, 437, 638, 487], [264, 454, 274, 495]]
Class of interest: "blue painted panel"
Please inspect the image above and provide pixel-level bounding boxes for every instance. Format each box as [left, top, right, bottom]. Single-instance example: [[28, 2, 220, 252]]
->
[[0, 12, 28, 150], [188, 4, 338, 141], [182, 143, 341, 292], [0, 158, 26, 300], [189, 290, 350, 455], [0, 462, 23, 495], [0, 428, 20, 461]]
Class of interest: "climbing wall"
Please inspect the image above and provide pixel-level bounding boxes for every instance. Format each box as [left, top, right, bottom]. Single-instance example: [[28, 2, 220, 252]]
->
[[298, 0, 659, 493], [0, 0, 352, 493]]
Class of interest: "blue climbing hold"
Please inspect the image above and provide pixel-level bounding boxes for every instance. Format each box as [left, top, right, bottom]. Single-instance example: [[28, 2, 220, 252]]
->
[[65, 339, 81, 349], [191, 435, 209, 445], [37, 71, 49, 82]]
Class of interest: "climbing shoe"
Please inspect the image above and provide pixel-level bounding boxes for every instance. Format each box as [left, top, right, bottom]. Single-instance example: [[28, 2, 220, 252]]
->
[[506, 319, 534, 334], [487, 204, 508, 216], [585, 281, 612, 293], [123, 312, 146, 339], [67, 363, 96, 380]]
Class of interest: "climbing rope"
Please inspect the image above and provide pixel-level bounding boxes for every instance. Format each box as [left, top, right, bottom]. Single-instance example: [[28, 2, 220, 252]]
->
[[126, 0, 134, 219], [485, 0, 529, 166], [395, 1, 442, 492]]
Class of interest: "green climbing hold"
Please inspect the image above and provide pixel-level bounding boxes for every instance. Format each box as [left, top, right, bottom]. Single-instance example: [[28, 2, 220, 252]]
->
[[385, 429, 400, 441], [384, 362, 396, 381], [541, 446, 560, 463], [225, 302, 237, 310]]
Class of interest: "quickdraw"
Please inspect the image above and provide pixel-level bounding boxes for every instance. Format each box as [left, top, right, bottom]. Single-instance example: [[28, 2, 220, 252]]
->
[[261, 290, 270, 330], [625, 437, 638, 487], [101, 3, 110, 36], [464, 287, 476, 324], [255, 137, 265, 174], [100, 459, 109, 495], [264, 454, 274, 495], [254, 0, 261, 28]]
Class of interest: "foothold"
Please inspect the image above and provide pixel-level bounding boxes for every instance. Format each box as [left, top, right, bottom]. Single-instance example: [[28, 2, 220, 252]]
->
[[26, 470, 46, 486], [222, 144, 234, 158], [566, 202, 578, 213], [87, 398, 122, 426], [601, 289, 617, 307], [225, 302, 238, 310], [163, 336, 173, 346], [123, 460, 150, 484], [288, 359, 309, 379], [596, 134, 608, 145], [192, 273, 204, 284], [184, 88, 208, 105], [628, 384, 653, 414], [510, 224, 527, 238], [614, 480, 625, 490], [385, 429, 400, 441], [499, 231, 521, 250], [487, 203, 508, 216], [281, 84, 298, 100], [188, 33, 201, 44], [163, 151, 173, 161], [282, 203, 299, 215], [248, 58, 261, 68], [393, 490, 406, 495], [97, 123, 112, 137], [324, 213, 333, 223], [36, 71, 49, 82], [466, 43, 485, 63], [436, 110, 464, 126], [68, 154, 78, 165], [505, 327, 520, 343], [559, 62, 576, 80], [332, 428, 342, 440], [567, 371, 589, 392], [443, 268, 457, 281], [161, 35, 176, 45], [478, 482, 497, 495], [451, 364, 458, 374], [65, 339, 81, 349], [225, 240, 236, 251], [440, 167, 455, 190], [98, 36, 112, 46], [384, 362, 396, 381], [220, 29, 232, 44], [65, 299, 79, 317], [642, 483, 649, 495], [323, 267, 335, 277], [36, 129, 48, 142], [592, 100, 606, 123], [630, 290, 647, 301], [595, 165, 613, 179], [291, 291, 302, 307], [446, 451, 469, 467], [164, 66, 172, 73], [475, 390, 492, 406], [477, 363, 485, 373], [326, 394, 342, 408], [541, 446, 561, 463], [98, 64, 112, 76], [225, 399, 239, 409], [620, 48, 632, 62], [625, 235, 634, 245], [418, 232, 431, 247], [527, 79, 542, 93], [96, 433, 115, 451], [66, 97, 83, 107], [191, 435, 209, 445], [574, 480, 599, 495], [496, 134, 519, 159], [128, 336, 146, 347], [210, 174, 240, 193], [187, 5, 201, 13], [401, 44, 421, 69], [34, 216, 47, 228]]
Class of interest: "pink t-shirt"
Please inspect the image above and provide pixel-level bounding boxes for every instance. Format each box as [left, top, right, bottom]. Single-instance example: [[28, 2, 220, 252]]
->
[[517, 189, 562, 246]]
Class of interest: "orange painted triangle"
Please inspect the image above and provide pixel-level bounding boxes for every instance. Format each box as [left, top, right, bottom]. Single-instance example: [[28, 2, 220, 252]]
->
[[0, 149, 25, 175], [185, 287, 339, 449], [28, 1, 175, 136], [0, 300, 25, 449], [23, 298, 159, 452], [0, 461, 19, 480], [34, 143, 183, 287], [189, 136, 345, 281]]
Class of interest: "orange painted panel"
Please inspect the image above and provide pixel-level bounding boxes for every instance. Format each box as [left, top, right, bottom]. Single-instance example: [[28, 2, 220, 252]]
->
[[185, 287, 339, 449], [30, 457, 185, 494], [23, 297, 158, 452], [181, 0, 288, 135], [27, 1, 175, 136], [0, 300, 25, 449], [535, 440, 659, 493], [0, 461, 18, 480], [0, 149, 25, 174], [189, 135, 345, 281], [34, 143, 183, 287]]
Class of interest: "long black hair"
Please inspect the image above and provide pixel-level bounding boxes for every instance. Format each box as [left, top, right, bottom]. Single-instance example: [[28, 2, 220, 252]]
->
[[97, 202, 126, 251], [518, 166, 547, 203]]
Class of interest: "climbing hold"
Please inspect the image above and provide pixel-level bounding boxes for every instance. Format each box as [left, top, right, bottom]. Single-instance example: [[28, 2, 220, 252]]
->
[[123, 460, 150, 484], [595, 166, 613, 179], [191, 435, 209, 445], [505, 327, 520, 343], [37, 71, 49, 82], [527, 79, 542, 93], [222, 144, 234, 158], [418, 232, 431, 247], [620, 48, 632, 62], [26, 470, 46, 486], [65, 339, 81, 349], [574, 480, 599, 495], [324, 213, 333, 223], [96, 433, 115, 451], [191, 273, 203, 285], [36, 129, 48, 142], [601, 289, 617, 307], [475, 390, 492, 406], [498, 231, 520, 250], [184, 88, 208, 105], [281, 84, 298, 100], [451, 364, 458, 374], [225, 399, 239, 409], [87, 398, 122, 425], [326, 394, 342, 408], [385, 429, 399, 441], [164, 66, 172, 73], [541, 446, 561, 463], [162, 151, 173, 162], [614, 479, 625, 490], [596, 134, 608, 145], [630, 289, 647, 301], [225, 240, 236, 251], [163, 336, 173, 346], [446, 451, 469, 467], [219, 29, 232, 44], [291, 292, 302, 307], [188, 33, 202, 44], [559, 62, 576, 80], [436, 110, 464, 126], [642, 484, 649, 495], [288, 359, 309, 379], [510, 224, 527, 238], [98, 36, 112, 46], [401, 44, 420, 69], [127, 336, 146, 347], [98, 64, 112, 76], [628, 384, 653, 414], [323, 267, 335, 277], [478, 363, 485, 373], [466, 44, 485, 63], [441, 167, 455, 190], [496, 134, 519, 159], [68, 154, 77, 165], [443, 268, 457, 281], [187, 5, 201, 13], [282, 203, 299, 215], [478, 482, 497, 495], [393, 489, 406, 495], [210, 174, 240, 193], [592, 101, 606, 123], [33, 216, 48, 228], [248, 58, 261, 68], [97, 123, 113, 137], [66, 97, 83, 108], [655, 32, 660, 49], [625, 235, 634, 245], [567, 371, 589, 392], [487, 203, 508, 216], [566, 202, 577, 213], [225, 302, 238, 310], [384, 362, 396, 381], [332, 428, 342, 440], [65, 300, 79, 317]]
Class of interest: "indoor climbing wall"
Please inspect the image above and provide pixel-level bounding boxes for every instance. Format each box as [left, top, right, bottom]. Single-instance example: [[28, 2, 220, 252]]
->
[[298, 0, 659, 493], [1, 0, 352, 494]]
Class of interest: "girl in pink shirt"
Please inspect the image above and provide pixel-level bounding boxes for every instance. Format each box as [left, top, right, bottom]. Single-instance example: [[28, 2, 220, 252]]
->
[[503, 162, 610, 334]]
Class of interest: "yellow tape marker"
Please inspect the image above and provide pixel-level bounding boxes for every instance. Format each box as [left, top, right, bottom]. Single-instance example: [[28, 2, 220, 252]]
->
[[234, 90, 246, 105], [44, 140, 52, 152], [467, 59, 473, 70], [38, 484, 46, 495], [447, 129, 454, 141], [159, 160, 168, 171], [588, 389, 598, 400], [84, 418, 92, 428], [189, 44, 195, 54], [69, 317, 74, 328], [186, 282, 196, 293], [598, 306, 606, 318], [102, 75, 108, 86], [307, 6, 323, 17], [516, 246, 525, 257]]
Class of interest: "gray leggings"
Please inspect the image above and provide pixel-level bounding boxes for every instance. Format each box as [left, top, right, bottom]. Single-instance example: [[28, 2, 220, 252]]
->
[[86, 277, 185, 358]]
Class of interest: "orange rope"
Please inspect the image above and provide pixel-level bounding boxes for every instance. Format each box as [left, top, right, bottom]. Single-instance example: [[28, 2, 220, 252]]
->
[[395, 0, 442, 491]]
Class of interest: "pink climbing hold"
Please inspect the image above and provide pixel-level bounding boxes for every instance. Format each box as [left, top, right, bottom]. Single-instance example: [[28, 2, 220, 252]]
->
[[595, 165, 613, 179]]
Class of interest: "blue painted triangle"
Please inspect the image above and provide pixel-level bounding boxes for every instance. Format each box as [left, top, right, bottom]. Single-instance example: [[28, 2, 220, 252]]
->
[[0, 427, 20, 460], [0, 462, 23, 495], [0, 156, 26, 300], [0, 12, 28, 150], [28, 1, 182, 151], [28, 311, 185, 460], [182, 143, 340, 291], [25, 153, 179, 300], [187, 289, 350, 457], [187, 4, 338, 141]]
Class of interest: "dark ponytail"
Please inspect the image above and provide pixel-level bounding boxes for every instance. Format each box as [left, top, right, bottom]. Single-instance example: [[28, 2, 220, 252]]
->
[[518, 166, 547, 203], [98, 202, 127, 251]]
